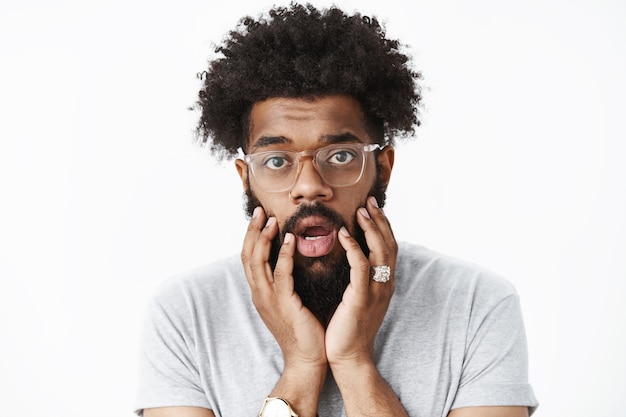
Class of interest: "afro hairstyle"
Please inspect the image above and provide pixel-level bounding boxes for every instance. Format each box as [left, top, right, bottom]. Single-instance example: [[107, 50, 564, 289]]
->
[[195, 2, 422, 159]]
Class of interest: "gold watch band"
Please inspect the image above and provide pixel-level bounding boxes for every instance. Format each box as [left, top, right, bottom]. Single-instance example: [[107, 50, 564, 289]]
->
[[258, 396, 299, 417]]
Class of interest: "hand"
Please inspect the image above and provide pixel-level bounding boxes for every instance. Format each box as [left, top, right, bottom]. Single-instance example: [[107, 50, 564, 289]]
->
[[241, 206, 327, 370], [325, 196, 398, 366]]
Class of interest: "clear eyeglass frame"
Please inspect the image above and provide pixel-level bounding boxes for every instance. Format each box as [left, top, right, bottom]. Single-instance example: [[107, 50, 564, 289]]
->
[[243, 143, 384, 193]]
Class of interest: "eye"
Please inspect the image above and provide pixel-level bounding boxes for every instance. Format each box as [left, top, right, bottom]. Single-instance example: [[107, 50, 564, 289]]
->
[[261, 154, 292, 170], [327, 149, 357, 165]]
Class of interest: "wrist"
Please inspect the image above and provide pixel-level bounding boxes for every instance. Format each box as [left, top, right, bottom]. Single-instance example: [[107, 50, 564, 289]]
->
[[274, 362, 327, 394], [328, 351, 374, 371], [328, 356, 376, 384], [281, 356, 328, 390], [268, 365, 327, 417]]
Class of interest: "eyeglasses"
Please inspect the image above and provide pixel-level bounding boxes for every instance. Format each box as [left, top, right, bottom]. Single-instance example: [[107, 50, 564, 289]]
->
[[243, 143, 383, 193]]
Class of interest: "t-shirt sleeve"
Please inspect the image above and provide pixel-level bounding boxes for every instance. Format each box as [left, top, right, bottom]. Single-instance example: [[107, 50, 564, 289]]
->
[[134, 281, 212, 415], [451, 292, 538, 414]]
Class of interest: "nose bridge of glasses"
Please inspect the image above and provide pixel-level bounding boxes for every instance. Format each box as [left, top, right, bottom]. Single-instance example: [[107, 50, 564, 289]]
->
[[293, 148, 317, 164], [292, 149, 324, 183]]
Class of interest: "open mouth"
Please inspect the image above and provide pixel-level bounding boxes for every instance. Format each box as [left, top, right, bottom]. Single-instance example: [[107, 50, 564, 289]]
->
[[303, 226, 331, 240], [294, 217, 338, 258]]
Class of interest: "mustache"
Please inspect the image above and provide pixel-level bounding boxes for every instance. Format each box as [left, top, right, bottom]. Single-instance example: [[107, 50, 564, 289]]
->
[[281, 202, 346, 238], [269, 203, 348, 270]]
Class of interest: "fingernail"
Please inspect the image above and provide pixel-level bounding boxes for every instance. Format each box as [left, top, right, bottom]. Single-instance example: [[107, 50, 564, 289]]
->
[[359, 207, 371, 219], [284, 232, 293, 243], [369, 196, 379, 208], [265, 217, 276, 227], [339, 226, 350, 237], [252, 206, 262, 219]]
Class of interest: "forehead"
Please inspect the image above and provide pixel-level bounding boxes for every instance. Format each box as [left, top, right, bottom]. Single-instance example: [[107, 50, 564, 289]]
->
[[247, 95, 371, 151]]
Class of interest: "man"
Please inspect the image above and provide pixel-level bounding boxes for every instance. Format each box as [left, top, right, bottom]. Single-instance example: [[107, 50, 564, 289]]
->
[[135, 4, 538, 417]]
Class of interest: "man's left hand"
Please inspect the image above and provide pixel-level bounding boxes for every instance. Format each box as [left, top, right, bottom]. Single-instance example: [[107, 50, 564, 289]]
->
[[325, 195, 398, 366]]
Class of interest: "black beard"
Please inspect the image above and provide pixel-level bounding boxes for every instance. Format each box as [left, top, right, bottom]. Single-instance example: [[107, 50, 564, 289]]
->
[[274, 203, 368, 326], [242, 171, 387, 326]]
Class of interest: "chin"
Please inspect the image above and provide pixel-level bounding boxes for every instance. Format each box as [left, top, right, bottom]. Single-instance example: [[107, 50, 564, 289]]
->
[[294, 245, 345, 275]]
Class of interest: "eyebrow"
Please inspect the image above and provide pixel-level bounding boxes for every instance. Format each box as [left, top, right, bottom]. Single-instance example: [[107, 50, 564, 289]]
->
[[323, 132, 364, 144], [250, 132, 364, 152], [250, 136, 291, 151]]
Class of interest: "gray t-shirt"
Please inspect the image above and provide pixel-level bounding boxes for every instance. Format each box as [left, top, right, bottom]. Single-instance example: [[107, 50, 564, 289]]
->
[[135, 242, 538, 416]]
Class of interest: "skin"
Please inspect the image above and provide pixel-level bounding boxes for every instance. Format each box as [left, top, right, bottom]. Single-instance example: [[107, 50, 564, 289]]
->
[[143, 95, 529, 417]]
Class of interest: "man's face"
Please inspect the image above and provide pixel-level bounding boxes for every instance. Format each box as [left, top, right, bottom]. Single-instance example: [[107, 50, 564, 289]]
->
[[235, 95, 394, 323]]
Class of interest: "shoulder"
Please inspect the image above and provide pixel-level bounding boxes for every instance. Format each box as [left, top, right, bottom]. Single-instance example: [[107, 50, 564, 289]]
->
[[147, 254, 247, 317], [395, 242, 518, 307]]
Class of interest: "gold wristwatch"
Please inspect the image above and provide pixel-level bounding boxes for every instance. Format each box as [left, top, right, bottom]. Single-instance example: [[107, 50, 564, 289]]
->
[[258, 397, 299, 417]]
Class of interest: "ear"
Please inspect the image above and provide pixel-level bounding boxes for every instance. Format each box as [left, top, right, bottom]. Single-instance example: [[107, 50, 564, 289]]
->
[[377, 145, 395, 187], [234, 158, 249, 192]]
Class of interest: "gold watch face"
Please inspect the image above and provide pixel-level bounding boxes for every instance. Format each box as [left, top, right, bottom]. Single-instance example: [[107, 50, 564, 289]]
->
[[261, 397, 292, 417]]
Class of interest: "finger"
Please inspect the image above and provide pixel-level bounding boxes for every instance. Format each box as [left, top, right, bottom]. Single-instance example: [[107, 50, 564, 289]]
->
[[273, 232, 296, 296], [249, 216, 279, 284], [357, 199, 398, 291], [365, 196, 397, 252], [241, 207, 267, 282], [356, 205, 391, 270], [337, 226, 371, 294]]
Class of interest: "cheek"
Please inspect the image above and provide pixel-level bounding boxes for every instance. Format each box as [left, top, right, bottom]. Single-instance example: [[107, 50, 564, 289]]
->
[[259, 194, 292, 223], [341, 184, 374, 229], [335, 199, 363, 232], [345, 178, 375, 206]]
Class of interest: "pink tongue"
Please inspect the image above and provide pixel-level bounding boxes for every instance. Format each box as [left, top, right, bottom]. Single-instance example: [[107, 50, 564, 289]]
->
[[304, 226, 330, 237]]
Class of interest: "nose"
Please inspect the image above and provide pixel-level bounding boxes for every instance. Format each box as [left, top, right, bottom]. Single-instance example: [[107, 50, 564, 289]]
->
[[289, 159, 333, 203]]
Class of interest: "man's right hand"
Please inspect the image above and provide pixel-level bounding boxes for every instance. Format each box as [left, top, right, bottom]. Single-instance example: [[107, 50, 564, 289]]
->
[[240, 206, 327, 417]]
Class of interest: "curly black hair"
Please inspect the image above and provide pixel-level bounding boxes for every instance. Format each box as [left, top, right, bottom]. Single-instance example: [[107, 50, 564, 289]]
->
[[195, 2, 422, 159]]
